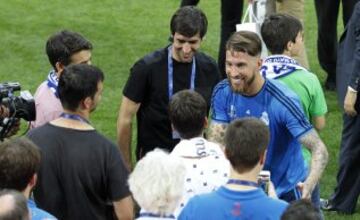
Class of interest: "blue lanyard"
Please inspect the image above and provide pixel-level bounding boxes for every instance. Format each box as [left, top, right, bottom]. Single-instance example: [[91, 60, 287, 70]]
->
[[167, 45, 196, 99], [139, 212, 175, 219], [60, 113, 91, 125], [227, 179, 259, 188]]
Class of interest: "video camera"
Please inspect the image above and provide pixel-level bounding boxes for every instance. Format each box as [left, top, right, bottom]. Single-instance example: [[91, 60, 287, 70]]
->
[[0, 82, 36, 140]]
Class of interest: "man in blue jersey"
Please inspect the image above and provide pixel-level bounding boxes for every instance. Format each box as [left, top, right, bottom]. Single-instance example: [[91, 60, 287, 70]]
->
[[208, 31, 328, 202], [179, 118, 288, 220], [260, 14, 327, 211]]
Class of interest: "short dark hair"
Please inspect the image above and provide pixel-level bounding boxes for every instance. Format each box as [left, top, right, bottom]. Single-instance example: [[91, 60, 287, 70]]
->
[[58, 64, 104, 111], [281, 199, 322, 220], [46, 30, 93, 69], [0, 137, 40, 191], [224, 118, 269, 173], [170, 6, 208, 38], [0, 189, 29, 220], [169, 90, 207, 139], [261, 14, 303, 54], [226, 31, 262, 57]]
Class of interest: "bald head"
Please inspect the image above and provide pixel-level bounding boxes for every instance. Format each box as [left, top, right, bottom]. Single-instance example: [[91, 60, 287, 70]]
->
[[0, 190, 29, 220], [0, 194, 15, 215]]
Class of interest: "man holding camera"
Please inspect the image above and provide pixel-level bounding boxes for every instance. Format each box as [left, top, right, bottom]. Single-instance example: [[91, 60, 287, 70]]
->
[[0, 105, 11, 138], [1, 81, 36, 139], [0, 105, 9, 118], [0, 104, 20, 139]]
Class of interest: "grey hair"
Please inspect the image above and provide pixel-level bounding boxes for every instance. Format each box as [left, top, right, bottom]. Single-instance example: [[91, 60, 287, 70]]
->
[[128, 149, 186, 216], [0, 189, 29, 220]]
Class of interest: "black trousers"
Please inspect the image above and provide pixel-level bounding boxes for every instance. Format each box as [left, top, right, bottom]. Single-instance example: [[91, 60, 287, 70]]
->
[[314, 0, 358, 81], [181, 0, 244, 79], [330, 112, 360, 213]]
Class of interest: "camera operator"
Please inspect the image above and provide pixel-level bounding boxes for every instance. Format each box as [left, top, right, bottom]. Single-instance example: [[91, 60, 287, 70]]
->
[[0, 82, 35, 140], [0, 105, 20, 138], [0, 104, 9, 118]]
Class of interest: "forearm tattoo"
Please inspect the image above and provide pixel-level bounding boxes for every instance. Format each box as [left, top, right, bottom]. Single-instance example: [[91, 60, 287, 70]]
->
[[299, 129, 329, 187], [207, 123, 228, 146]]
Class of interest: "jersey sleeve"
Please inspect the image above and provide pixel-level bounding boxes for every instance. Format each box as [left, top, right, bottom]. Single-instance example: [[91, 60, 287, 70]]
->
[[107, 144, 131, 201], [308, 74, 328, 117], [210, 81, 230, 123], [122, 59, 149, 103], [279, 94, 313, 140]]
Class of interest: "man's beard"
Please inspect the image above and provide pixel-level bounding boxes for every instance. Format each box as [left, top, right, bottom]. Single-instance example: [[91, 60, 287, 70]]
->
[[230, 72, 256, 95]]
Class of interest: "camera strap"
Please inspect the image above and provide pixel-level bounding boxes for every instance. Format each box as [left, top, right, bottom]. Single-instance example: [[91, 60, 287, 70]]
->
[[60, 113, 90, 125], [227, 179, 259, 188]]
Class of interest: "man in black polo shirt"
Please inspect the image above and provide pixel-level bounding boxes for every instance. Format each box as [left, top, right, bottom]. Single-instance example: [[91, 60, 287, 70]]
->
[[117, 6, 220, 169]]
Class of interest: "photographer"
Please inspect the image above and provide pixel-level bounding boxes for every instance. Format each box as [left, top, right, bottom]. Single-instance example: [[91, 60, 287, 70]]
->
[[0, 105, 8, 117], [0, 105, 20, 139], [0, 82, 35, 140]]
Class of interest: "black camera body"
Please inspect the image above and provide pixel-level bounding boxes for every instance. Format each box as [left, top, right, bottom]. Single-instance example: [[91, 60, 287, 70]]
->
[[0, 82, 36, 139]]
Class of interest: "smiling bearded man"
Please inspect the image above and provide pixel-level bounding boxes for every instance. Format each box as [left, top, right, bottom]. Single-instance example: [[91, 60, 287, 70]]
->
[[208, 31, 328, 204]]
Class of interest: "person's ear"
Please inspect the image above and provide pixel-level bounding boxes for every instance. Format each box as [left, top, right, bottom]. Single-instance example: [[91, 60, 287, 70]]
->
[[29, 174, 37, 188], [55, 62, 66, 76], [203, 117, 208, 129], [257, 57, 263, 69], [259, 149, 267, 165], [82, 97, 93, 110], [286, 41, 293, 52]]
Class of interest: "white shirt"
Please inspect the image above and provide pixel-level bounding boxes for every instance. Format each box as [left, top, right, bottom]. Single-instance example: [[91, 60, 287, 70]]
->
[[171, 137, 230, 216]]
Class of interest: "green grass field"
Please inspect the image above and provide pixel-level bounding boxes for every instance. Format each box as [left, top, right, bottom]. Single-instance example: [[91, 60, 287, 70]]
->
[[0, 0, 357, 219]]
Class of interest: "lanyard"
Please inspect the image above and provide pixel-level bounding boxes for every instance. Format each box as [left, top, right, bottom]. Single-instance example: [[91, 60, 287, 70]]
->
[[167, 45, 196, 99], [139, 212, 175, 219], [227, 179, 259, 188], [60, 112, 91, 125]]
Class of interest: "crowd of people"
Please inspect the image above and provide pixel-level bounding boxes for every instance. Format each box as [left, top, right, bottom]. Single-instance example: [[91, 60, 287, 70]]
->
[[1, 1, 360, 219]]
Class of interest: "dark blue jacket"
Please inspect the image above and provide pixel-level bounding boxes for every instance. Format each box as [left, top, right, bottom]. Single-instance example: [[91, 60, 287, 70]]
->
[[336, 2, 360, 109]]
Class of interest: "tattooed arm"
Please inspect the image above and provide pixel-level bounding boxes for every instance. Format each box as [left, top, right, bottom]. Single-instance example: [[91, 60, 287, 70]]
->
[[299, 129, 329, 199], [207, 121, 228, 148]]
